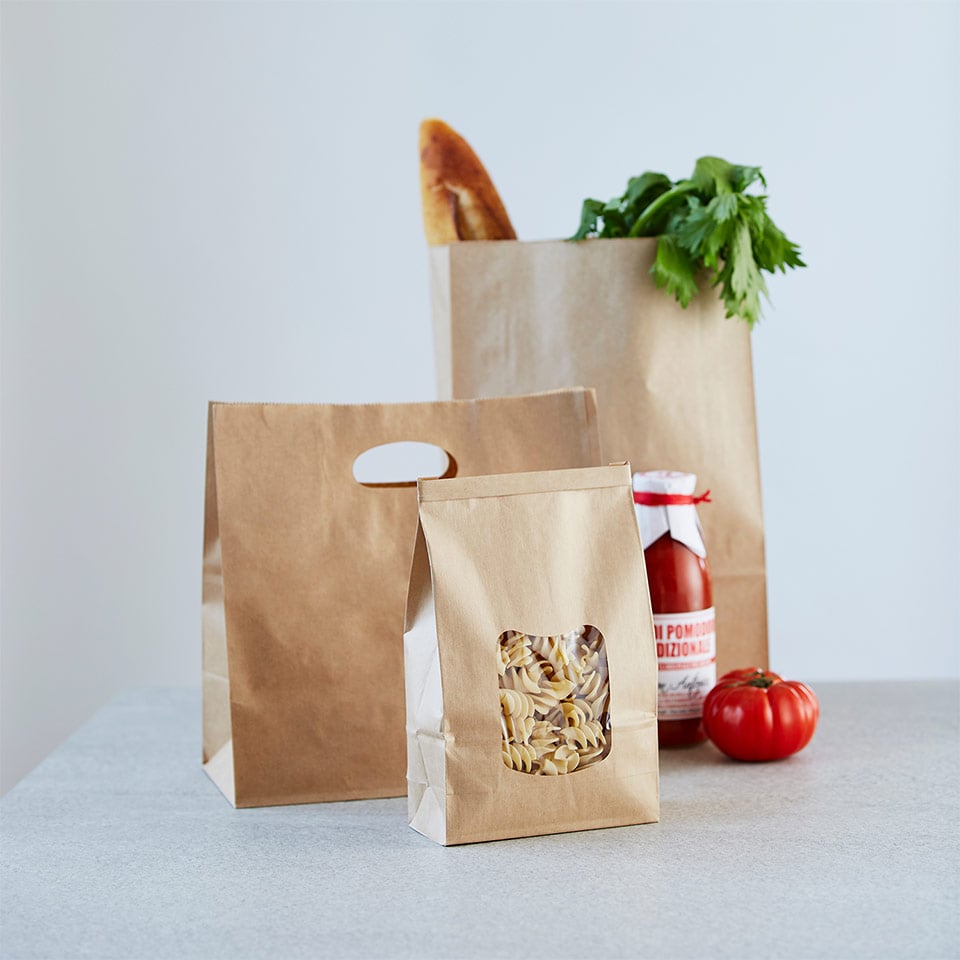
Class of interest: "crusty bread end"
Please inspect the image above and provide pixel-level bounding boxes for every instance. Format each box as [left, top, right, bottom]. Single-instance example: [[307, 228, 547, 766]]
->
[[419, 119, 517, 245]]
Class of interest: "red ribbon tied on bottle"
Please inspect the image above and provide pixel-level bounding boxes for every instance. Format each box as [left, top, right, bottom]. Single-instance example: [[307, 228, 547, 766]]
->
[[633, 490, 712, 507]]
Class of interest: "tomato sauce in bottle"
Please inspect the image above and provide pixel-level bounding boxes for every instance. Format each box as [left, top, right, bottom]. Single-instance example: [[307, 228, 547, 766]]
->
[[633, 471, 715, 747]]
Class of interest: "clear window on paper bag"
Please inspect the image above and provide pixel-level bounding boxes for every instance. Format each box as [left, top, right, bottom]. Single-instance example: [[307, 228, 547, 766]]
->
[[498, 626, 612, 775]]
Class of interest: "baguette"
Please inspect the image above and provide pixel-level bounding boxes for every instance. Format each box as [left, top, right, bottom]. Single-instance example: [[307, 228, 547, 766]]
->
[[419, 119, 516, 244]]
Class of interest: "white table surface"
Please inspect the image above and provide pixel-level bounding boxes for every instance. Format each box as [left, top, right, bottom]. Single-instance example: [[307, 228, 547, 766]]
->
[[1, 683, 958, 960]]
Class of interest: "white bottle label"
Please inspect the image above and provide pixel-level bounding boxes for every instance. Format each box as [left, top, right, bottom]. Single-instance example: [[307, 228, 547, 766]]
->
[[654, 607, 716, 720]]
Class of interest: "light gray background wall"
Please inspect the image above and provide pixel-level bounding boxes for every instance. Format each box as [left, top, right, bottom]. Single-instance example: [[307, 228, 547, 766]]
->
[[2, 1, 957, 793]]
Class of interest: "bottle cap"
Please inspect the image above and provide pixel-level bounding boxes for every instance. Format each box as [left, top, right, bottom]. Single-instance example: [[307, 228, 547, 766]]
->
[[633, 470, 707, 558]]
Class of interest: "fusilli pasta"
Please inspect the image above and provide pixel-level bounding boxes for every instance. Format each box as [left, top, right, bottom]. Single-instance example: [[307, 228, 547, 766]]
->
[[498, 626, 611, 775]]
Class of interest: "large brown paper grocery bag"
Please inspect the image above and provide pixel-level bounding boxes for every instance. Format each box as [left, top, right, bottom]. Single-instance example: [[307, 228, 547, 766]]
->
[[202, 390, 601, 808], [430, 238, 767, 675]]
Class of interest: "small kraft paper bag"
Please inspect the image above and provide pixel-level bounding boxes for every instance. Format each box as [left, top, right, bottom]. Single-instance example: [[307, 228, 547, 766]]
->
[[404, 463, 659, 845], [203, 389, 601, 808], [430, 238, 767, 675]]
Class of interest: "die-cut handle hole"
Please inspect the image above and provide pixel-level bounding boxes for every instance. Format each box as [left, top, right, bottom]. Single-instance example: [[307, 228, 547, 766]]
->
[[353, 441, 457, 488]]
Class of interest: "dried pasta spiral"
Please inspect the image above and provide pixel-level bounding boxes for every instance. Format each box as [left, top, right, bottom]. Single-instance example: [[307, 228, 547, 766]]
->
[[498, 626, 611, 775]]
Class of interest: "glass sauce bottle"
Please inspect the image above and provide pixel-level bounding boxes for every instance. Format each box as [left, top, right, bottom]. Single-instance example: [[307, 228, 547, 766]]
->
[[634, 471, 715, 747]]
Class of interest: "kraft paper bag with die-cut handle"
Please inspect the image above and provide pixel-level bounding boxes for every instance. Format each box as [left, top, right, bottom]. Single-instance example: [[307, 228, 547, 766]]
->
[[429, 237, 768, 676], [404, 463, 660, 846], [202, 389, 602, 808]]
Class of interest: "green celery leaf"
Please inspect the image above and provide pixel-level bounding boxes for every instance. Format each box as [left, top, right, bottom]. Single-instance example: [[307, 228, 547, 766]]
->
[[651, 234, 699, 308], [675, 195, 736, 270], [570, 198, 605, 241], [715, 220, 768, 326], [691, 156, 737, 196], [568, 154, 804, 323], [781, 238, 805, 269], [710, 193, 739, 223], [623, 172, 673, 214], [629, 182, 697, 237], [675, 196, 716, 253], [732, 165, 766, 192], [752, 212, 806, 272], [730, 221, 765, 302], [702, 225, 731, 271], [600, 209, 629, 237]]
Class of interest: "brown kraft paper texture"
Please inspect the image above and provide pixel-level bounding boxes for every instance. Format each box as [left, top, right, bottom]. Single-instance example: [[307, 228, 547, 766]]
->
[[405, 463, 660, 845], [203, 390, 602, 808], [430, 238, 768, 675]]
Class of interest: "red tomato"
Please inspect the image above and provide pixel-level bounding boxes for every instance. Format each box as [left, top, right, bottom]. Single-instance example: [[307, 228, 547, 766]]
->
[[702, 668, 819, 762]]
